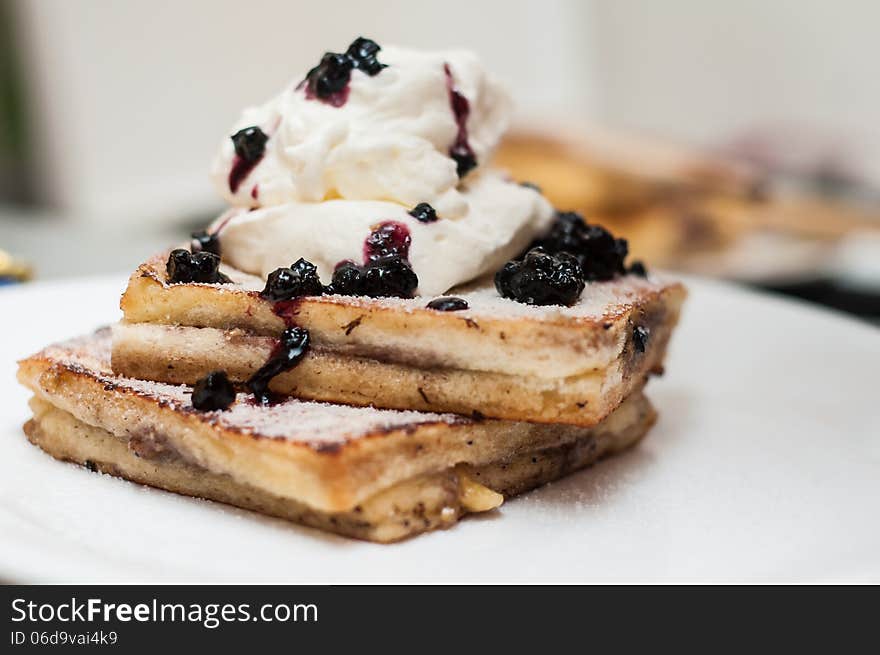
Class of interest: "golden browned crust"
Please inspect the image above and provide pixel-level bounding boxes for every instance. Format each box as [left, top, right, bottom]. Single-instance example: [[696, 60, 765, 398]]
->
[[115, 255, 685, 425], [24, 398, 652, 542], [111, 316, 672, 426], [18, 330, 654, 513]]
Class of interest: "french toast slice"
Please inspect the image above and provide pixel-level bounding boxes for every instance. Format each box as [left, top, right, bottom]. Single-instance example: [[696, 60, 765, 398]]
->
[[18, 330, 655, 542], [114, 253, 685, 426]]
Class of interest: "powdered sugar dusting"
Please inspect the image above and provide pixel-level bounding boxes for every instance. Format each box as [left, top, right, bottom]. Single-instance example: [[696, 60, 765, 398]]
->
[[34, 330, 468, 448], [215, 398, 461, 444], [363, 274, 673, 321], [144, 254, 678, 322]]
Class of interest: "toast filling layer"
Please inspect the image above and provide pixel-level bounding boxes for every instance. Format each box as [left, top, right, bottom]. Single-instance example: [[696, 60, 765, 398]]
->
[[111, 319, 672, 427]]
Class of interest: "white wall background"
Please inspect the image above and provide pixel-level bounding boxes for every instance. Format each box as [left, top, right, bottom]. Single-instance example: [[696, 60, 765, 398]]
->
[[11, 0, 880, 222], [12, 0, 596, 223], [591, 0, 880, 178]]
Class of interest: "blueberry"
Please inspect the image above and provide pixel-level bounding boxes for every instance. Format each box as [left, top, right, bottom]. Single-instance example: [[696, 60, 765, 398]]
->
[[191, 251, 224, 281], [325, 261, 363, 296], [191, 230, 220, 256], [306, 52, 354, 100], [166, 249, 194, 282], [303, 39, 386, 105], [628, 260, 648, 277], [262, 269, 297, 300], [231, 126, 268, 162], [450, 145, 477, 178], [246, 327, 310, 404], [346, 37, 386, 76], [427, 296, 469, 311], [326, 257, 418, 298], [529, 211, 628, 282], [495, 248, 585, 306], [632, 326, 649, 353], [166, 249, 230, 285], [290, 258, 323, 291], [260, 257, 324, 301], [360, 256, 418, 298], [408, 202, 438, 223], [191, 371, 236, 411]]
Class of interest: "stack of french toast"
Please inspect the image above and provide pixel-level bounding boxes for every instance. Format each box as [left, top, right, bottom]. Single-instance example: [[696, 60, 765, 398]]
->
[[17, 39, 685, 542]]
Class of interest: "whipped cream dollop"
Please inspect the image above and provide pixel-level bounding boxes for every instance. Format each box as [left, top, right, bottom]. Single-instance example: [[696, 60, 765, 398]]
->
[[215, 172, 550, 296], [211, 41, 554, 296]]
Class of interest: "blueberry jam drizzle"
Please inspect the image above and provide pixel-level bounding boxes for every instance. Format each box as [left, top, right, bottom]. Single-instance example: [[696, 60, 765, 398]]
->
[[229, 126, 268, 193], [271, 298, 304, 327], [426, 296, 469, 311], [444, 63, 476, 177], [303, 37, 386, 107], [246, 327, 310, 404], [363, 221, 411, 262]]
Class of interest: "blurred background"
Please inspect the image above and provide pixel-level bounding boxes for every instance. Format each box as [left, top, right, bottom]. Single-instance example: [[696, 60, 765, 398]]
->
[[2, 0, 879, 320]]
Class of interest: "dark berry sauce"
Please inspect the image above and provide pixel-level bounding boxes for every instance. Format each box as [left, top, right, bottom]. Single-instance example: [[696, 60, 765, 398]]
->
[[229, 158, 257, 194], [444, 63, 476, 177], [246, 327, 310, 404], [271, 298, 304, 327], [363, 221, 411, 262], [427, 296, 469, 311]]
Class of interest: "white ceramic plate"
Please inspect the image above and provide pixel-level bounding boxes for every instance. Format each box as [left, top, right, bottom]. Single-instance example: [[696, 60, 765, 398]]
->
[[1, 274, 878, 583]]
